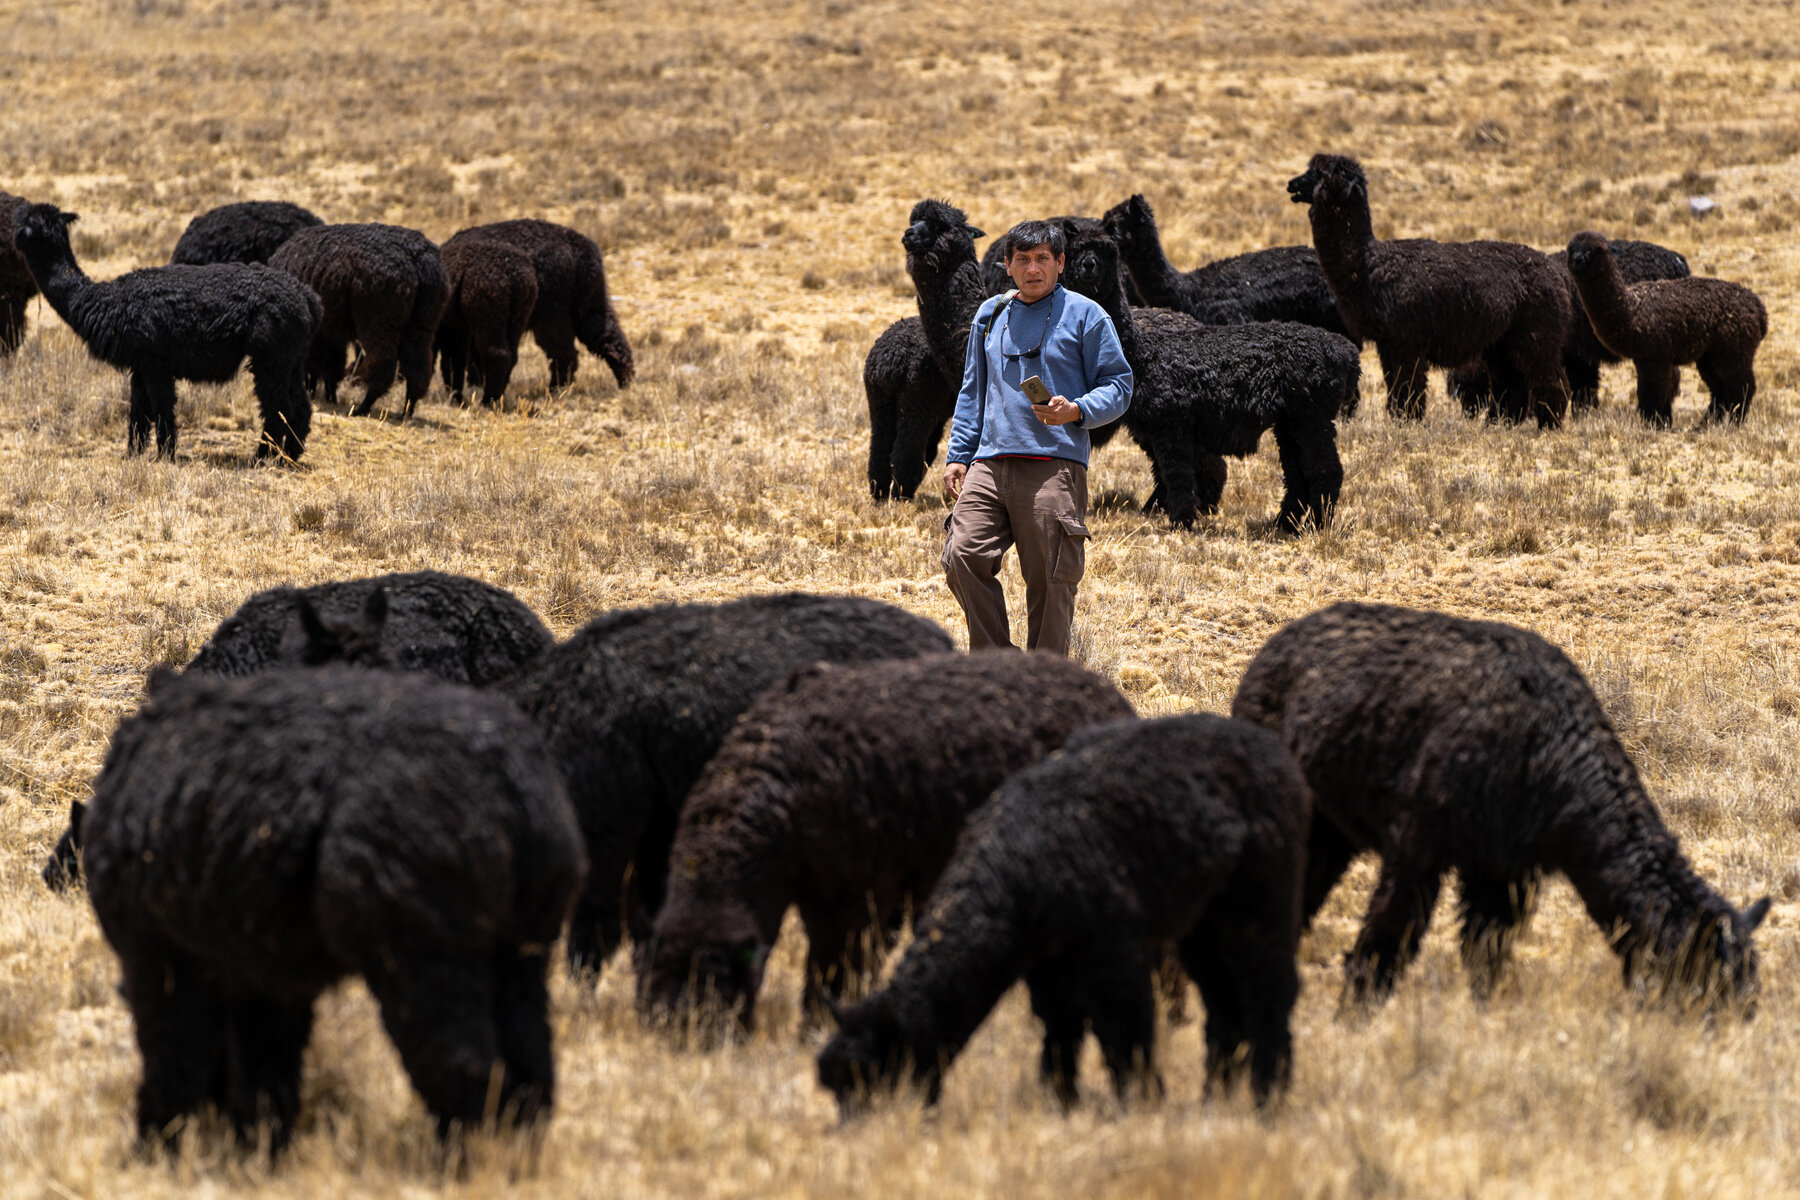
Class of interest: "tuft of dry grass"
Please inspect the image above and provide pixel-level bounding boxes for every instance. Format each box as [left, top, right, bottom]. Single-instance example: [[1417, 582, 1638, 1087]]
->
[[4, 0, 1800, 1196]]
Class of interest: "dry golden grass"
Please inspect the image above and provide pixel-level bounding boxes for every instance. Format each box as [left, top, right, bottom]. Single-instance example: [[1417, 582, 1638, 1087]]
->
[[4, 0, 1800, 1194]]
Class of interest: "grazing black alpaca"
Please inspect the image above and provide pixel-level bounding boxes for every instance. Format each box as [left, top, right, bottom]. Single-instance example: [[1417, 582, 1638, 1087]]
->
[[436, 238, 539, 407], [1232, 602, 1770, 1011], [818, 714, 1309, 1111], [269, 222, 449, 419], [11, 203, 319, 461], [1288, 154, 1571, 426], [83, 666, 585, 1151], [1062, 224, 1358, 531], [1564, 231, 1768, 427], [443, 219, 633, 391], [169, 201, 324, 266]]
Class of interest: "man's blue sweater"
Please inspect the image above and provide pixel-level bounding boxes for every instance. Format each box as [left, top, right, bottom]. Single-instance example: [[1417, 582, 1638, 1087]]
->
[[945, 284, 1133, 467]]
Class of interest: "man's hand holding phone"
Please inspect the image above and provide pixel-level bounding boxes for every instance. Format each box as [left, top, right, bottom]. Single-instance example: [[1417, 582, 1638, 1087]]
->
[[1024, 374, 1082, 426]]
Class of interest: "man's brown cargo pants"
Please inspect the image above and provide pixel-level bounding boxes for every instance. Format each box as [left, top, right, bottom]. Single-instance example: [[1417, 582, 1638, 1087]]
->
[[941, 457, 1089, 655]]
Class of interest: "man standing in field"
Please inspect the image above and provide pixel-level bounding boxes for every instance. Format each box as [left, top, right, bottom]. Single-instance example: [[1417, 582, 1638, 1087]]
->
[[941, 220, 1132, 655]]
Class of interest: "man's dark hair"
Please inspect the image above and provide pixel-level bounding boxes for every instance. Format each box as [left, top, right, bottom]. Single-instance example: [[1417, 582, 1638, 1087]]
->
[[1003, 220, 1066, 262]]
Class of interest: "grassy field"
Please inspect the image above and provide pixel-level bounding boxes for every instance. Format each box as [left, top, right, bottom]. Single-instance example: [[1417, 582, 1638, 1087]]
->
[[4, 0, 1800, 1194]]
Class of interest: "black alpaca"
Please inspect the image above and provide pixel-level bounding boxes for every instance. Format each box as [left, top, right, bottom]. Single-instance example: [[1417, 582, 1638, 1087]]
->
[[864, 199, 990, 501], [169, 201, 324, 266], [1448, 239, 1690, 417], [1063, 223, 1358, 531], [1288, 154, 1571, 426], [0, 192, 38, 356], [269, 222, 449, 418], [1102, 193, 1352, 337], [1232, 602, 1770, 1010], [443, 220, 633, 391], [1565, 231, 1768, 427], [83, 666, 586, 1151], [639, 652, 1134, 1030], [818, 714, 1309, 1111], [499, 592, 953, 978], [437, 238, 539, 407], [12, 204, 319, 461]]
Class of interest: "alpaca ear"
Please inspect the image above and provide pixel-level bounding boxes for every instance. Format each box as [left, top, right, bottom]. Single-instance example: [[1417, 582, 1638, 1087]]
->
[[1744, 896, 1772, 932], [964, 224, 986, 240], [362, 586, 389, 632], [59, 211, 79, 227], [144, 665, 180, 696], [295, 595, 329, 647]]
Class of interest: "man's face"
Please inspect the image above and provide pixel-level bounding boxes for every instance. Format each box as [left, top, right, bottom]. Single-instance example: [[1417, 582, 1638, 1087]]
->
[[1007, 242, 1063, 302]]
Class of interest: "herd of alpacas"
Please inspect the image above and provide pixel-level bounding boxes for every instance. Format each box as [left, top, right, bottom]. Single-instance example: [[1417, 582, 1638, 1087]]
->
[[0, 152, 1778, 1157]]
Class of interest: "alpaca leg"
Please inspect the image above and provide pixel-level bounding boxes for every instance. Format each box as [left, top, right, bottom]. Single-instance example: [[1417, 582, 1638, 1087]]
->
[[799, 906, 860, 1020], [314, 338, 349, 408], [1302, 816, 1360, 928], [533, 313, 580, 390], [1696, 356, 1755, 425], [1487, 355, 1530, 425], [1457, 871, 1537, 1002], [1080, 945, 1161, 1103], [136, 373, 180, 460], [222, 992, 314, 1151], [867, 391, 898, 500], [117, 939, 228, 1146], [438, 332, 469, 405], [1273, 422, 1342, 532], [1194, 446, 1228, 516], [398, 325, 437, 419], [1026, 958, 1087, 1107], [1446, 361, 1493, 419], [477, 343, 518, 408], [0, 294, 26, 355], [890, 403, 942, 502], [126, 372, 154, 456], [1377, 345, 1428, 420], [1343, 861, 1442, 1008], [350, 348, 400, 418], [363, 955, 503, 1138], [490, 950, 556, 1128], [250, 354, 302, 462], [1149, 436, 1200, 528], [1566, 354, 1602, 414], [1634, 361, 1677, 428], [1183, 909, 1299, 1105], [1140, 451, 1167, 515]]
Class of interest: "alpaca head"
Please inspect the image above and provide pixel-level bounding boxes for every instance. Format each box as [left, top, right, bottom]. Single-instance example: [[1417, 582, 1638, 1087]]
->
[[817, 994, 919, 1114], [901, 199, 984, 282], [1061, 223, 1123, 308], [1563, 231, 1615, 279], [635, 894, 768, 1038], [12, 203, 78, 257], [1101, 193, 1158, 246], [1635, 892, 1772, 1016], [40, 799, 85, 893], [1287, 154, 1368, 209]]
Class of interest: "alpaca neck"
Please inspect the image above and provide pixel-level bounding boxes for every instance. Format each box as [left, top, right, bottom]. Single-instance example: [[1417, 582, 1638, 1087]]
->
[[679, 774, 797, 945], [1569, 256, 1638, 360], [1551, 764, 1720, 974], [1308, 197, 1376, 315], [1115, 220, 1190, 311], [1079, 271, 1142, 371], [17, 238, 93, 335], [914, 255, 988, 383], [886, 889, 1029, 1060]]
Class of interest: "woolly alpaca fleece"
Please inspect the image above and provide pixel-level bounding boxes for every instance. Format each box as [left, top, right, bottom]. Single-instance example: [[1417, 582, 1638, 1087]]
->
[[818, 714, 1309, 1111], [12, 203, 319, 461], [1062, 223, 1357, 531], [1101, 193, 1351, 337], [0, 191, 37, 356], [169, 200, 324, 266], [1287, 153, 1571, 426], [639, 651, 1135, 1029], [863, 314, 957, 500], [1565, 230, 1768, 427], [269, 222, 448, 418], [83, 666, 586, 1149], [1231, 601, 1770, 1010], [499, 592, 954, 978], [444, 219, 634, 390], [436, 238, 540, 407]]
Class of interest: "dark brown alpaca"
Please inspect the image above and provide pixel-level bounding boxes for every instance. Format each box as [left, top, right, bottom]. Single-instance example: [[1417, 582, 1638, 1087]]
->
[[1564, 231, 1768, 427]]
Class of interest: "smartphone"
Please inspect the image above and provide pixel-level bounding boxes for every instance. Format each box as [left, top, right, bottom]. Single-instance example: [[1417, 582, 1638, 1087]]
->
[[1022, 375, 1053, 406]]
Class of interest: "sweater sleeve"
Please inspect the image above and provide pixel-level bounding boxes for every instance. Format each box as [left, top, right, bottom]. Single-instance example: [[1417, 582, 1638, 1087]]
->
[[945, 298, 996, 466], [1071, 307, 1132, 430]]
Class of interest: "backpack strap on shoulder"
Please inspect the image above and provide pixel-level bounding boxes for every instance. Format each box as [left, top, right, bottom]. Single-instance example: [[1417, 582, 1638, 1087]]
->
[[979, 289, 1019, 345]]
